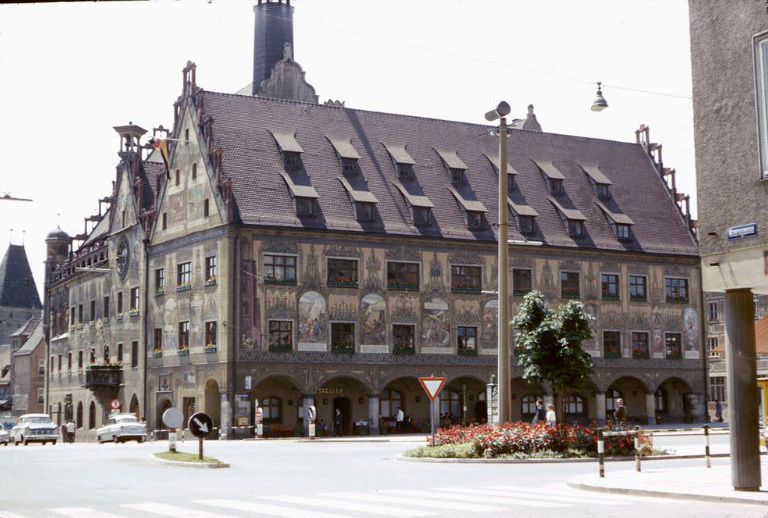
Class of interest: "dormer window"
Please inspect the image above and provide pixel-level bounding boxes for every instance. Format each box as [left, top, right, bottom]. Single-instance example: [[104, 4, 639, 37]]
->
[[413, 206, 431, 226], [284, 151, 301, 171], [549, 178, 564, 194], [616, 223, 631, 241], [356, 202, 375, 221], [467, 211, 483, 230], [518, 215, 535, 234], [296, 197, 315, 217], [508, 176, 517, 193], [568, 219, 585, 237], [451, 168, 466, 186], [596, 183, 611, 199], [397, 163, 414, 180], [342, 158, 358, 174]]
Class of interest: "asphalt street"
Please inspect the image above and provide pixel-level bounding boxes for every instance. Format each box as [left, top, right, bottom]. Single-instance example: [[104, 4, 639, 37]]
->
[[0, 433, 764, 518]]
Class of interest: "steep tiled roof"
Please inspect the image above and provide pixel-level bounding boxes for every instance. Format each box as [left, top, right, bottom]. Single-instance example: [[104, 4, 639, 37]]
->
[[10, 317, 40, 339], [201, 92, 698, 255], [0, 245, 41, 309], [16, 321, 44, 356]]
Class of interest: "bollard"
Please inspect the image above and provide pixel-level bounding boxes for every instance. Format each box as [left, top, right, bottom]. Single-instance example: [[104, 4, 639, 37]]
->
[[634, 426, 641, 472], [598, 428, 605, 478], [703, 424, 711, 468], [309, 419, 316, 440]]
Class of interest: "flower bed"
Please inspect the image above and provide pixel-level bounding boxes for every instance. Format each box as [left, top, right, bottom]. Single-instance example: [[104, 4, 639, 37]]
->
[[409, 422, 635, 459]]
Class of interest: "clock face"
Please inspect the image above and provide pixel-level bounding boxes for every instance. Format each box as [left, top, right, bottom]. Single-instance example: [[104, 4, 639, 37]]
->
[[117, 236, 129, 277]]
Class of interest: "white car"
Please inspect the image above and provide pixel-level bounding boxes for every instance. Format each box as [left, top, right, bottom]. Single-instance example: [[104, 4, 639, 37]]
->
[[0, 428, 9, 445], [11, 414, 59, 445], [96, 413, 147, 443]]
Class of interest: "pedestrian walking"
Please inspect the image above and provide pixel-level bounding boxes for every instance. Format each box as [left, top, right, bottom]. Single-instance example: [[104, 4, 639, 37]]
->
[[334, 408, 343, 437], [545, 404, 557, 428], [531, 399, 546, 425], [613, 398, 627, 430], [65, 420, 75, 443]]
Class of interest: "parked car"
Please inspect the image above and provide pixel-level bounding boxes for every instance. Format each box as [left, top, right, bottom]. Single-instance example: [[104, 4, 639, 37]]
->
[[0, 428, 9, 445], [11, 414, 59, 445], [96, 413, 147, 443]]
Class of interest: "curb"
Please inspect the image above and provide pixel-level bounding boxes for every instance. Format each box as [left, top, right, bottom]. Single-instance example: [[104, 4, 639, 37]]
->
[[566, 479, 768, 506], [151, 455, 230, 469], [397, 452, 732, 464]]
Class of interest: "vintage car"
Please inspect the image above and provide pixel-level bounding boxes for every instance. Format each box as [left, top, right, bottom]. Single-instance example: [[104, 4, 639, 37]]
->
[[96, 413, 147, 443], [11, 414, 59, 445], [0, 428, 9, 445]]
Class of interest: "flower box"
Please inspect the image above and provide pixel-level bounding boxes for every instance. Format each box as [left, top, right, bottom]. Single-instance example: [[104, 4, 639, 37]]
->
[[204, 344, 217, 353], [269, 343, 293, 353], [176, 284, 192, 292], [264, 278, 296, 286], [452, 286, 481, 294], [152, 350, 163, 358], [458, 348, 477, 356], [155, 290, 165, 297], [328, 279, 358, 288], [331, 343, 355, 354], [129, 310, 140, 317], [387, 283, 419, 291], [393, 344, 415, 355]]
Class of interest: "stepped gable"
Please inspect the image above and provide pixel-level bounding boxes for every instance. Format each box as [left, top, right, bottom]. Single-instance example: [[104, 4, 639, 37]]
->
[[200, 91, 698, 256], [0, 245, 41, 309]]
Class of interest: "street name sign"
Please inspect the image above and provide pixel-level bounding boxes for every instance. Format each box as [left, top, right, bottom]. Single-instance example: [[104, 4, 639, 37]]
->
[[418, 376, 447, 402], [727, 223, 758, 240]]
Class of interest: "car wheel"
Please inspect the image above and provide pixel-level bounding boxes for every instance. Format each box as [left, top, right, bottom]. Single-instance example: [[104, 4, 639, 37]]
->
[[97, 435, 103, 444], [42, 442, 46, 446], [52, 441, 56, 446]]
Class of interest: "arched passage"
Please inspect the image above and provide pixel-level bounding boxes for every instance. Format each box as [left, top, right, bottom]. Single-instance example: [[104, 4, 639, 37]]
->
[[76, 402, 83, 429], [316, 376, 370, 436], [511, 377, 547, 423], [380, 376, 428, 434], [251, 375, 302, 437], [605, 376, 648, 425], [88, 401, 97, 429], [656, 377, 693, 423], [129, 394, 140, 419], [205, 379, 221, 429], [443, 376, 486, 426]]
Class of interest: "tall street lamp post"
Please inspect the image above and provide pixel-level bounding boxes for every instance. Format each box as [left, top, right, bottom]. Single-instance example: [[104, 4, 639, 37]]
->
[[485, 101, 512, 424]]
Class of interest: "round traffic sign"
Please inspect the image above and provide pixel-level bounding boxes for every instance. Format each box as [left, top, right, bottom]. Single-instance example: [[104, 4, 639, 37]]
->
[[188, 412, 213, 438], [110, 399, 121, 410], [162, 407, 183, 429]]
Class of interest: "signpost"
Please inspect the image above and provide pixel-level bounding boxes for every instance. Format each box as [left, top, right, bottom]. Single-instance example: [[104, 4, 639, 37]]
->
[[418, 376, 447, 436], [188, 412, 213, 461], [162, 407, 183, 453]]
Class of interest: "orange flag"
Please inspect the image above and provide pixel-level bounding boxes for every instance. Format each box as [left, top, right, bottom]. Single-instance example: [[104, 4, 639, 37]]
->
[[150, 137, 171, 179]]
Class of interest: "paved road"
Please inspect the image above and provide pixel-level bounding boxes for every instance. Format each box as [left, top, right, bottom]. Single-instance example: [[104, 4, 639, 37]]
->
[[0, 435, 762, 518]]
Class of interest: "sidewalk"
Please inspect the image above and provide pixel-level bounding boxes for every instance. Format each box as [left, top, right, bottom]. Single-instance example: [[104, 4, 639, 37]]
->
[[568, 458, 768, 505]]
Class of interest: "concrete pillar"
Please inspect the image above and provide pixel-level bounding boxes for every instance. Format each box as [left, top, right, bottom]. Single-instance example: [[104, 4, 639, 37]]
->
[[724, 289, 761, 491], [220, 391, 230, 440], [367, 394, 380, 436], [595, 392, 606, 425], [300, 394, 314, 437], [645, 393, 656, 426]]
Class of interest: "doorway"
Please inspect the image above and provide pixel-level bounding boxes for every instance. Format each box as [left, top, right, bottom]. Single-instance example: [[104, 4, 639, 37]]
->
[[333, 397, 351, 436]]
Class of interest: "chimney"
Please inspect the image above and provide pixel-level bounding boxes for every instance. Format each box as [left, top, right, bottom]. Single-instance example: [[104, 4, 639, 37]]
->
[[252, 0, 294, 96]]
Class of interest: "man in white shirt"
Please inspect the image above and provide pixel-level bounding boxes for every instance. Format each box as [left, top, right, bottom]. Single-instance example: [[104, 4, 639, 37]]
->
[[396, 407, 405, 430]]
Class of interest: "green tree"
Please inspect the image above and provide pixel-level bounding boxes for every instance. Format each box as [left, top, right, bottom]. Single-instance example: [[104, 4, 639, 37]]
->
[[512, 291, 594, 419]]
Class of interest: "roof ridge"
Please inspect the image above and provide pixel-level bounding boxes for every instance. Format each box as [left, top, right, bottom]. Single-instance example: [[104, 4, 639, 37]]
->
[[201, 90, 640, 148]]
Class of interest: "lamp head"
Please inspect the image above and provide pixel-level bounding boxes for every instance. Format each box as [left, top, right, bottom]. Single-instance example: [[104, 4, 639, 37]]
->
[[591, 82, 608, 112], [485, 101, 511, 121]]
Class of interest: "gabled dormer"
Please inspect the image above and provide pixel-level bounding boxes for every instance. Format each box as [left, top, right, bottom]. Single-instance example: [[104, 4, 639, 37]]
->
[[532, 158, 566, 195], [272, 130, 319, 218], [485, 153, 519, 193], [579, 163, 613, 199], [384, 143, 416, 181]]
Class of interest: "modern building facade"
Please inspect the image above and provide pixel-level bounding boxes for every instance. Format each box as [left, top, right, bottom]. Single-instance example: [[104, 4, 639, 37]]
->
[[44, 0, 706, 440], [689, 0, 768, 490]]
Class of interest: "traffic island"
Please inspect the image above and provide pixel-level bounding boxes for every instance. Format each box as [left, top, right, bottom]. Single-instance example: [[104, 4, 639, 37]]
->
[[152, 451, 230, 469]]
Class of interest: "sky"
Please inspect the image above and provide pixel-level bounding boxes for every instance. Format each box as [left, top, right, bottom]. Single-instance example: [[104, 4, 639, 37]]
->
[[0, 0, 695, 299]]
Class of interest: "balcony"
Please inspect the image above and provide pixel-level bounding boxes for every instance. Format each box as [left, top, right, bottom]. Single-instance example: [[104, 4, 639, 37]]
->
[[84, 364, 122, 389], [331, 342, 355, 354]]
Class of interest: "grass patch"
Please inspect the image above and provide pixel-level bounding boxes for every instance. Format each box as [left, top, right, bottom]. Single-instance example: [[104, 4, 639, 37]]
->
[[403, 443, 476, 459], [155, 451, 221, 464]]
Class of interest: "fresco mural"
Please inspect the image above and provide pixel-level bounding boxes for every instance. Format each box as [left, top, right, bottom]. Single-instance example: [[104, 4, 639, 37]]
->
[[482, 299, 498, 348], [361, 293, 386, 345], [652, 329, 664, 358], [298, 291, 327, 348], [582, 303, 600, 357], [422, 297, 450, 348], [683, 307, 699, 359], [240, 259, 260, 348]]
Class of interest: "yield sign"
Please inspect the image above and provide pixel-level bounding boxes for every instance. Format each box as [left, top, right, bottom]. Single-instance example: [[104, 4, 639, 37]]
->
[[418, 376, 447, 402]]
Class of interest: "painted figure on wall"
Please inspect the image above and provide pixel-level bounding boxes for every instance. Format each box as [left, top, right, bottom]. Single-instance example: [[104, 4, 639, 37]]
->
[[298, 291, 327, 345], [482, 299, 498, 348], [683, 307, 699, 358], [361, 293, 386, 346], [241, 259, 260, 348], [422, 297, 450, 348]]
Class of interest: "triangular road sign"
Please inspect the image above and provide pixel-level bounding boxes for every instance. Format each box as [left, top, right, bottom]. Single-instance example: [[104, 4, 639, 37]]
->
[[418, 376, 447, 402]]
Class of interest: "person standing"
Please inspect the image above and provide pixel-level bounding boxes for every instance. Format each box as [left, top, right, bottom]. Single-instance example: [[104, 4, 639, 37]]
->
[[545, 404, 557, 428], [531, 400, 546, 425], [334, 408, 343, 437], [396, 406, 405, 431], [614, 397, 627, 430]]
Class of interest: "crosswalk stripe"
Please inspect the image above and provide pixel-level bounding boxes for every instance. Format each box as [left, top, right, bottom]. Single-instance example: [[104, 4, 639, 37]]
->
[[0, 512, 29, 518], [484, 485, 681, 504], [437, 486, 632, 506], [320, 491, 506, 513], [50, 508, 129, 518], [124, 503, 238, 518], [378, 489, 569, 509], [196, 499, 357, 518], [259, 495, 437, 517]]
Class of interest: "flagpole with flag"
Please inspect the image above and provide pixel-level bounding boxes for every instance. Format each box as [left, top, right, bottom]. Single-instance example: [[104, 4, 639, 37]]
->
[[150, 137, 172, 179]]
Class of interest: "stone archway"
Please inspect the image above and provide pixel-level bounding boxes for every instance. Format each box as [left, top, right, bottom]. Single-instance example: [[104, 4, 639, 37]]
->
[[251, 375, 303, 437], [511, 377, 547, 423], [129, 394, 140, 420], [443, 376, 486, 426], [205, 379, 221, 429], [380, 376, 427, 434], [605, 376, 649, 425], [316, 376, 371, 436], [655, 376, 694, 423]]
